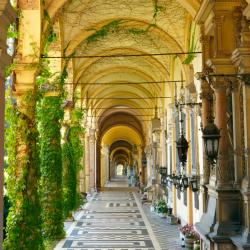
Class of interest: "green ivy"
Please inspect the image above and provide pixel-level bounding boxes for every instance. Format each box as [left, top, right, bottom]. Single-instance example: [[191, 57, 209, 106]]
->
[[6, 23, 18, 39], [4, 89, 44, 250], [37, 96, 65, 241], [86, 19, 124, 43], [62, 109, 84, 218], [85, 2, 164, 44], [183, 23, 198, 65], [127, 24, 156, 36], [4, 63, 16, 77], [35, 9, 70, 243], [152, 0, 165, 20]]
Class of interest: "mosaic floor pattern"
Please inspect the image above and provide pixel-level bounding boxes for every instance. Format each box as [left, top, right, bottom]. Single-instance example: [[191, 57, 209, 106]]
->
[[55, 191, 158, 250]]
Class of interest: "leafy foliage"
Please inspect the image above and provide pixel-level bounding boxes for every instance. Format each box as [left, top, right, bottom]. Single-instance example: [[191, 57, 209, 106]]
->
[[4, 89, 44, 250], [6, 23, 18, 39], [85, 1, 164, 44], [86, 19, 124, 43], [127, 24, 156, 36], [35, 9, 69, 243], [62, 109, 84, 218], [4, 63, 16, 77], [183, 23, 198, 65], [153, 199, 168, 213], [37, 96, 65, 241]]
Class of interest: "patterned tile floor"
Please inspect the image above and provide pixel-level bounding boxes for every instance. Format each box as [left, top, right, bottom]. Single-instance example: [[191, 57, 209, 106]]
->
[[139, 199, 182, 250], [55, 191, 181, 250]]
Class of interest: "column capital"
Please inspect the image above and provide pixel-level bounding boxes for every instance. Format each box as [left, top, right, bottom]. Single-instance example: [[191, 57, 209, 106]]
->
[[210, 76, 230, 90]]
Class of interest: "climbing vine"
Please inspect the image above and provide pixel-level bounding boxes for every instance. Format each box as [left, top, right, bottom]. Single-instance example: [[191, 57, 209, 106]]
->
[[36, 9, 70, 244], [85, 1, 164, 43], [62, 109, 84, 219], [37, 96, 65, 241], [182, 22, 198, 65], [4, 9, 43, 249], [4, 89, 44, 250]]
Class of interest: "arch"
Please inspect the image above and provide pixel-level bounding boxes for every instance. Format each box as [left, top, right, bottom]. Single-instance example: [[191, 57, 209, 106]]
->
[[47, 0, 200, 21]]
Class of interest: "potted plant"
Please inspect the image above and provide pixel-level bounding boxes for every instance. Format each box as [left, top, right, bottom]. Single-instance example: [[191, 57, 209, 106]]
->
[[154, 199, 168, 217], [179, 224, 199, 249]]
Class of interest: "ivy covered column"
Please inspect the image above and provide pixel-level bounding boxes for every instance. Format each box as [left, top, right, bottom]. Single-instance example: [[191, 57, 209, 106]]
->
[[37, 92, 65, 241], [4, 0, 43, 248], [62, 108, 84, 218], [0, 1, 16, 246], [4, 68, 43, 249]]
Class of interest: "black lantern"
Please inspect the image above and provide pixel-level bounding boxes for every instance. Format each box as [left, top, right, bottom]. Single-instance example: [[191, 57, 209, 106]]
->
[[189, 176, 199, 192], [202, 119, 220, 166], [172, 174, 177, 186], [181, 175, 189, 189], [176, 134, 189, 165], [159, 167, 167, 185], [159, 167, 167, 175], [173, 175, 182, 190]]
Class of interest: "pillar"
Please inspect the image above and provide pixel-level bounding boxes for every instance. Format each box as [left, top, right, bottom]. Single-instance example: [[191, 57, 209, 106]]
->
[[89, 128, 96, 192], [4, 67, 44, 249], [186, 107, 193, 224], [104, 146, 110, 184], [231, 17, 250, 246], [85, 133, 90, 192], [138, 147, 143, 185]]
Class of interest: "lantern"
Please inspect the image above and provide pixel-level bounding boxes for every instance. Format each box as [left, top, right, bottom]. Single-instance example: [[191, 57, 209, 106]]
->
[[202, 119, 220, 166], [181, 175, 189, 189], [189, 176, 199, 192], [176, 134, 189, 165]]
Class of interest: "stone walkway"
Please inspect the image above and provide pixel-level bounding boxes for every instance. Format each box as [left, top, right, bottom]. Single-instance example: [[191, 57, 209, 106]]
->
[[140, 200, 182, 250], [55, 191, 182, 250]]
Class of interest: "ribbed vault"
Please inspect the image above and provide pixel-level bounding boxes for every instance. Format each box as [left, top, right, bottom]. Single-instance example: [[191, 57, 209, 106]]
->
[[43, 0, 199, 188]]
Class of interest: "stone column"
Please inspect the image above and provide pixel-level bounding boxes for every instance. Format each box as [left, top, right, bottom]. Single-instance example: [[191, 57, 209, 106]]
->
[[231, 22, 250, 244], [212, 77, 232, 188], [79, 134, 85, 193], [5, 67, 43, 248], [145, 145, 152, 186], [185, 107, 193, 224], [138, 147, 143, 185], [85, 133, 90, 192], [102, 146, 110, 185], [89, 128, 96, 192]]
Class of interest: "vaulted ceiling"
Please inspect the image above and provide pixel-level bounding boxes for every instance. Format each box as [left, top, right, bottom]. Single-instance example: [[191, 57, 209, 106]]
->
[[44, 0, 200, 148]]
